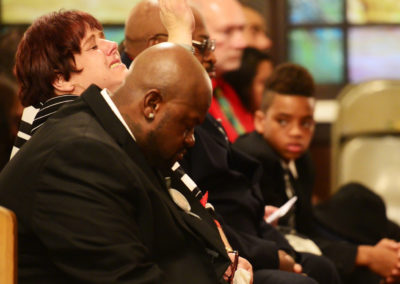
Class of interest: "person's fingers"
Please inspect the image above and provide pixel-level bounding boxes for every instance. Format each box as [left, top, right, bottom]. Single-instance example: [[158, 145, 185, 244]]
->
[[293, 263, 303, 274]]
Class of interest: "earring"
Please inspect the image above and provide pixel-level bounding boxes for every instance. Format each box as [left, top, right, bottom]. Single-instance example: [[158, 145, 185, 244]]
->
[[148, 113, 154, 119]]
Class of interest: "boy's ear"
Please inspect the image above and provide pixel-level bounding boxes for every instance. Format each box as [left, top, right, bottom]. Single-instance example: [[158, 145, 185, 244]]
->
[[254, 110, 265, 134], [52, 74, 74, 94], [143, 89, 162, 120]]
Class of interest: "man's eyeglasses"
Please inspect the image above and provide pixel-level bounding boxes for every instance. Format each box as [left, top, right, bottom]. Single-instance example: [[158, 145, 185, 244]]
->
[[192, 39, 216, 56], [126, 33, 215, 56]]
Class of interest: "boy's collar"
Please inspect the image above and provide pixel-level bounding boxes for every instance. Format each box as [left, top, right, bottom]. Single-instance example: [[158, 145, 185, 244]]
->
[[280, 159, 298, 179]]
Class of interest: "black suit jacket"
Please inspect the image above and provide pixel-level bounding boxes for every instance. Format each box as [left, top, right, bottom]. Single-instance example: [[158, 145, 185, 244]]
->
[[0, 85, 229, 284], [180, 114, 295, 270], [234, 131, 358, 276]]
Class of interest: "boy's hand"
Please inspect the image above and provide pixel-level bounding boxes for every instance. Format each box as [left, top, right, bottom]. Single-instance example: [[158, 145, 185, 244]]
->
[[264, 205, 279, 227]]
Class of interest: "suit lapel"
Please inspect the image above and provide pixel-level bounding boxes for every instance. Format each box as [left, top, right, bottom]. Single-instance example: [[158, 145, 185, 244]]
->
[[81, 85, 165, 190]]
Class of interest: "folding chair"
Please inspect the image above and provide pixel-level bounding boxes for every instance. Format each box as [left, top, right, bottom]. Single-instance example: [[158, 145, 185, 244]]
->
[[331, 80, 400, 224], [0, 206, 17, 284]]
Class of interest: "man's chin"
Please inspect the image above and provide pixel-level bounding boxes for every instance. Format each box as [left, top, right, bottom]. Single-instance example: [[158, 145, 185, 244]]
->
[[207, 70, 217, 79]]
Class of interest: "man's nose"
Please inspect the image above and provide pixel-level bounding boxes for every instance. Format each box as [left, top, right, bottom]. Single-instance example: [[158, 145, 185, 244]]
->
[[204, 50, 217, 65], [231, 29, 247, 50]]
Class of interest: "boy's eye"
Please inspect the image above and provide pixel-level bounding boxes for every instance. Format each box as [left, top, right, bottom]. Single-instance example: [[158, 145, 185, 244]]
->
[[91, 45, 98, 50], [302, 120, 314, 128], [277, 119, 287, 126]]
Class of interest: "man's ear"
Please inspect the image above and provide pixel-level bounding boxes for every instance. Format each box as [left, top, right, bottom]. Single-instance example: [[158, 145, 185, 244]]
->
[[52, 74, 74, 94], [143, 89, 162, 120], [254, 110, 265, 134]]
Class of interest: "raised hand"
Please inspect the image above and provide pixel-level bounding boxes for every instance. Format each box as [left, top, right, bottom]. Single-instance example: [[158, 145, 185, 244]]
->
[[159, 0, 194, 45]]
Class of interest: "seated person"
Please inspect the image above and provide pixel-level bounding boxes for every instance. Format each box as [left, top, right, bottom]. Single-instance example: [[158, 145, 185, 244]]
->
[[124, 1, 337, 283], [0, 76, 21, 170], [6, 3, 251, 283], [0, 43, 232, 284], [240, 3, 272, 51], [224, 47, 273, 115], [234, 62, 400, 284], [190, 0, 254, 142], [10, 10, 128, 158]]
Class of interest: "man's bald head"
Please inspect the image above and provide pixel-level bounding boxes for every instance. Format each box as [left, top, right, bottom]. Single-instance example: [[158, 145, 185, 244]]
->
[[124, 0, 167, 59], [193, 0, 246, 75], [113, 43, 212, 170]]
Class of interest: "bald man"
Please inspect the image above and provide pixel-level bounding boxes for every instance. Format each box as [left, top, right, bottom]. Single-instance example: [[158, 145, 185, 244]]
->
[[122, 0, 216, 79], [0, 43, 231, 284]]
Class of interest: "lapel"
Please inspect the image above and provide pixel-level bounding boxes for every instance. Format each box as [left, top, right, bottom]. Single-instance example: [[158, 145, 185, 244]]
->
[[197, 113, 229, 149], [81, 85, 228, 262], [81, 85, 165, 190]]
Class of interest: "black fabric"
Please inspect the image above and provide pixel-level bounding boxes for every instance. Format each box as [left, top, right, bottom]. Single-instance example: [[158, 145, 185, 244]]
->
[[180, 115, 341, 284], [31, 95, 77, 134], [18, 119, 33, 134], [233, 131, 358, 278], [13, 135, 28, 149], [0, 85, 230, 284], [254, 269, 318, 284], [314, 182, 400, 245]]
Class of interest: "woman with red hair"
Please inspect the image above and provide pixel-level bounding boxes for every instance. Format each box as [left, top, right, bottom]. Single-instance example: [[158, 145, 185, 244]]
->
[[11, 10, 128, 157]]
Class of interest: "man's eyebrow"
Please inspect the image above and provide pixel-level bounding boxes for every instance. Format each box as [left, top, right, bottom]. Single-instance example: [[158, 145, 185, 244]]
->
[[197, 35, 209, 40]]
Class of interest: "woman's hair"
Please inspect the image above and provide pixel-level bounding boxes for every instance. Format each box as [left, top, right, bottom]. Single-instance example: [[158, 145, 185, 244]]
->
[[223, 47, 272, 112], [15, 10, 102, 107]]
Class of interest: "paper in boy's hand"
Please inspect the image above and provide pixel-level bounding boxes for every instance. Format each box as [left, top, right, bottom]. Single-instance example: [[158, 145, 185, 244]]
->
[[265, 196, 298, 224]]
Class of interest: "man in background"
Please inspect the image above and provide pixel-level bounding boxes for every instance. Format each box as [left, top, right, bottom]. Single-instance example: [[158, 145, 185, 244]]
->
[[240, 4, 272, 51], [192, 0, 254, 141]]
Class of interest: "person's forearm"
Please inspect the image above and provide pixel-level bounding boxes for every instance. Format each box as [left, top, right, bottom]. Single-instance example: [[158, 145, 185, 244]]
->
[[168, 29, 192, 46]]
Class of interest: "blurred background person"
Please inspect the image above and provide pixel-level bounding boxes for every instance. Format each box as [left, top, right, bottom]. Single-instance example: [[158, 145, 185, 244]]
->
[[0, 76, 21, 170], [194, 0, 252, 142], [0, 28, 24, 168], [224, 47, 274, 116], [240, 4, 272, 51]]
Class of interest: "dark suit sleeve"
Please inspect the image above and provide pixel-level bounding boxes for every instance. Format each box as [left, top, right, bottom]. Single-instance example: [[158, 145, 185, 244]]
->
[[32, 138, 163, 284], [221, 223, 280, 270], [181, 119, 293, 270], [311, 238, 358, 276]]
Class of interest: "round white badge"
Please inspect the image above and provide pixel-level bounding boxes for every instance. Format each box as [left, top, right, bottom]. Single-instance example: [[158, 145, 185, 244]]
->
[[168, 188, 191, 213]]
